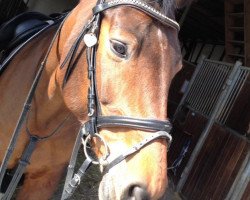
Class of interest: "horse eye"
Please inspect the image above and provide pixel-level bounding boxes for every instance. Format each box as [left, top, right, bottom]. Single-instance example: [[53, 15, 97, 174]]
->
[[110, 40, 127, 58]]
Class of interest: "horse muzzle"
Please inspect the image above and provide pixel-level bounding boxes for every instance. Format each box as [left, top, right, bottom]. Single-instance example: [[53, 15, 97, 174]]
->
[[121, 184, 150, 200], [99, 173, 151, 200]]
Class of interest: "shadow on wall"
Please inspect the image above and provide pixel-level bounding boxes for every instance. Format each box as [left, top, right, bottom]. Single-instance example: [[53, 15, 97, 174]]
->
[[28, 0, 79, 15]]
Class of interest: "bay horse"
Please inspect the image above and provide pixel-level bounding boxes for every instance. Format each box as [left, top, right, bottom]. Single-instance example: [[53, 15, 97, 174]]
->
[[0, 0, 190, 199]]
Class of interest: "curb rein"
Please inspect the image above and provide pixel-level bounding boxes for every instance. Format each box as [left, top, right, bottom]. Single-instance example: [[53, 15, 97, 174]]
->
[[62, 0, 179, 199]]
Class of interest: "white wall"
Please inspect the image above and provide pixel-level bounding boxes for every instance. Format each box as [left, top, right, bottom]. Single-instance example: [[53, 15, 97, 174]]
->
[[28, 0, 78, 15]]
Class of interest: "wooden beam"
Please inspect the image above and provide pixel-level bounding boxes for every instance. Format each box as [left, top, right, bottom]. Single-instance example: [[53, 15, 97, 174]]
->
[[245, 0, 250, 66]]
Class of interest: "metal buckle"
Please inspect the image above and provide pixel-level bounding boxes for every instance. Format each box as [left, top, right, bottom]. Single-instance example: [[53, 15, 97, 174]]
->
[[82, 134, 109, 165]]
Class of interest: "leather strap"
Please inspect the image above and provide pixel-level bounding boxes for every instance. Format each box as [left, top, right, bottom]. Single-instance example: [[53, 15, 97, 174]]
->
[[104, 131, 172, 171], [61, 158, 92, 200], [2, 136, 39, 200], [92, 0, 180, 31], [61, 128, 84, 200], [95, 116, 172, 132]]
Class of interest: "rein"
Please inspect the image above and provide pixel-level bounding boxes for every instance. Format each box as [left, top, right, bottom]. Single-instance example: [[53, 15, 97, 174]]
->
[[0, 15, 69, 200]]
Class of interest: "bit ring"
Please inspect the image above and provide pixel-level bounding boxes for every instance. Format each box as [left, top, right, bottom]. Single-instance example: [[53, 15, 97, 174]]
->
[[82, 134, 109, 165]]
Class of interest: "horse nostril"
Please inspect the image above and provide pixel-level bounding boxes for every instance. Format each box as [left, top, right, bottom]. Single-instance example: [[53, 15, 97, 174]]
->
[[127, 185, 150, 200]]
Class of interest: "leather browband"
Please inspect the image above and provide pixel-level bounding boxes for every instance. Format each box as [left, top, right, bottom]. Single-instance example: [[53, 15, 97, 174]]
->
[[92, 0, 180, 31], [85, 116, 172, 132]]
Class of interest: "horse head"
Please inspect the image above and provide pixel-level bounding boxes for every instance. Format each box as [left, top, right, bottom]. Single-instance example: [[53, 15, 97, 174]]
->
[[58, 0, 189, 199]]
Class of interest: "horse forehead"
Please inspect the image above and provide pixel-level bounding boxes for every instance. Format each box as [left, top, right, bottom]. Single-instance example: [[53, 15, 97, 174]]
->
[[105, 6, 158, 34], [104, 7, 171, 49]]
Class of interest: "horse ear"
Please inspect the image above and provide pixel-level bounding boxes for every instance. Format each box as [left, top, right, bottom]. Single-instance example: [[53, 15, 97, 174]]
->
[[175, 0, 193, 8]]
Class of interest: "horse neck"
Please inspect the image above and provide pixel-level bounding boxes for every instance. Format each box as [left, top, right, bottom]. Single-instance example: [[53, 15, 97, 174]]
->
[[30, 2, 95, 131], [29, 37, 68, 132]]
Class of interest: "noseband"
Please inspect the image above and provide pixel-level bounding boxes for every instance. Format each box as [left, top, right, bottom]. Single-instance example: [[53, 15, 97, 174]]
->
[[62, 0, 178, 198]]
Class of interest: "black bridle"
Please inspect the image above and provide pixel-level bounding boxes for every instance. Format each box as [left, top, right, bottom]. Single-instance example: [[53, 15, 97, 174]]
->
[[62, 0, 179, 199], [84, 0, 178, 164]]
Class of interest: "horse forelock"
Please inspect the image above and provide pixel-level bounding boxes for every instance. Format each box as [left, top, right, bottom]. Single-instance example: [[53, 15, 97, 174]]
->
[[144, 0, 176, 18], [162, 0, 176, 17]]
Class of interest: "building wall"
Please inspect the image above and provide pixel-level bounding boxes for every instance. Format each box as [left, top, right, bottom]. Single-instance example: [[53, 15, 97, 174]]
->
[[182, 41, 225, 65], [28, 0, 78, 15]]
